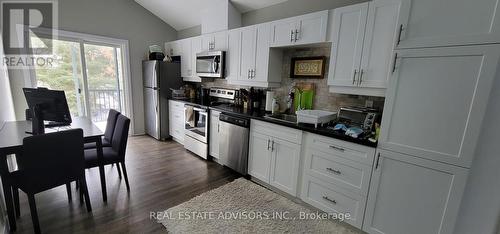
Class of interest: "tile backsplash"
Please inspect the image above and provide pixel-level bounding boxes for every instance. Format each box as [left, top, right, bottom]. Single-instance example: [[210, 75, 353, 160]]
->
[[200, 46, 385, 112]]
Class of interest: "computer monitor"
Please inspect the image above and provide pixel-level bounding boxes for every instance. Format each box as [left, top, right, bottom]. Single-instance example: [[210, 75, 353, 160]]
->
[[23, 87, 72, 126]]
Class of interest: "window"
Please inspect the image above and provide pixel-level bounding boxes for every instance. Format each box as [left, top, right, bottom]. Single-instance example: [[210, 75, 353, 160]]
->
[[28, 29, 132, 131]]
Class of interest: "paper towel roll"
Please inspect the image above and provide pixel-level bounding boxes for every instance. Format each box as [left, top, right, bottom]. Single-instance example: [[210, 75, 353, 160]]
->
[[265, 91, 275, 112]]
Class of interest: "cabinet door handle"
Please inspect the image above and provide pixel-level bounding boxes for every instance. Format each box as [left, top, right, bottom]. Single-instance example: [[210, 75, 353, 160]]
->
[[392, 53, 398, 73], [294, 29, 299, 42], [375, 152, 381, 170], [329, 145, 345, 152], [252, 69, 255, 78], [326, 168, 342, 175], [271, 140, 275, 152], [359, 69, 364, 85], [352, 69, 358, 85], [322, 196, 337, 204], [248, 69, 250, 79], [396, 24, 404, 45], [290, 30, 294, 42], [218, 123, 220, 132], [267, 139, 270, 150]]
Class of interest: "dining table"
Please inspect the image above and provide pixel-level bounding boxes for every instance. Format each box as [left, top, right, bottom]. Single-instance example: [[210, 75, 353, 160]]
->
[[0, 117, 108, 231]]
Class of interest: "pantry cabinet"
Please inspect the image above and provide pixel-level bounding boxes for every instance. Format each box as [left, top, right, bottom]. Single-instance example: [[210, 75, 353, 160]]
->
[[363, 149, 469, 234], [379, 45, 500, 168], [248, 120, 302, 196], [328, 0, 402, 97], [270, 10, 329, 47], [396, 0, 500, 49]]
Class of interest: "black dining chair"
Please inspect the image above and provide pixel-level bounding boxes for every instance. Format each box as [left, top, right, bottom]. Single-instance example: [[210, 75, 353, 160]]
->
[[81, 109, 123, 180], [84, 109, 119, 149], [10, 129, 91, 234], [84, 114, 131, 191]]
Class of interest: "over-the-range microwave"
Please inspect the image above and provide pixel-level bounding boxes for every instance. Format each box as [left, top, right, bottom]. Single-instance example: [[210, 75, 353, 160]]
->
[[196, 51, 226, 78]]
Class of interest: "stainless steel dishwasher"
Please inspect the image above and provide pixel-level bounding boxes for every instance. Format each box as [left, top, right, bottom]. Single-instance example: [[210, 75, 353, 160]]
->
[[218, 113, 250, 175]]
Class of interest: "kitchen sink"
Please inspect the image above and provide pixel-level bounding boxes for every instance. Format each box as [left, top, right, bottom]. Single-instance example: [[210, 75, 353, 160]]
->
[[263, 114, 297, 124]]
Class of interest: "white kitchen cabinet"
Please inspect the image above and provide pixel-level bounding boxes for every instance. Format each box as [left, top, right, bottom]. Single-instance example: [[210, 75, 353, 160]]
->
[[226, 28, 240, 81], [209, 110, 221, 159], [202, 31, 228, 51], [300, 132, 376, 229], [270, 10, 328, 47], [168, 100, 185, 144], [328, 0, 401, 97], [179, 39, 192, 78], [165, 41, 181, 56], [238, 25, 256, 81], [228, 23, 282, 88], [269, 137, 301, 195], [248, 120, 302, 196], [176, 37, 203, 83], [380, 45, 500, 168], [363, 149, 469, 234], [248, 131, 272, 183], [302, 174, 366, 228], [396, 0, 500, 49]]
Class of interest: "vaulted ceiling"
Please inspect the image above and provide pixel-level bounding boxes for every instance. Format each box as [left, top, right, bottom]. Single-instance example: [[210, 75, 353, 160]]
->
[[135, 0, 289, 30]]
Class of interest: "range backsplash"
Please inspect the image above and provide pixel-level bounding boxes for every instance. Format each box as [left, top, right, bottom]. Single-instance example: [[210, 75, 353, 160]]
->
[[200, 46, 385, 112]]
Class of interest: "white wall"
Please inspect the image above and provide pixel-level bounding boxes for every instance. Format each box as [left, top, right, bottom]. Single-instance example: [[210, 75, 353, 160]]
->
[[0, 34, 15, 123], [454, 64, 500, 234], [6, 0, 178, 134]]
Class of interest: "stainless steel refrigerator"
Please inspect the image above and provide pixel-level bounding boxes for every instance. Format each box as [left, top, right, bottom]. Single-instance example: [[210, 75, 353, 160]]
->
[[143, 60, 182, 140]]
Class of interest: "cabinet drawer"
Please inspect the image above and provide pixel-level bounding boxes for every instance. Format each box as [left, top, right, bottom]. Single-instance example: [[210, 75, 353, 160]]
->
[[305, 133, 375, 165], [305, 149, 371, 195], [251, 120, 302, 144], [301, 175, 365, 228], [170, 123, 184, 141], [169, 100, 185, 110], [170, 111, 184, 126]]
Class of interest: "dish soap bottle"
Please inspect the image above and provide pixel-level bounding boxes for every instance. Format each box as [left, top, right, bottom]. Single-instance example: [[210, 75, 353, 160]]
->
[[272, 98, 280, 115]]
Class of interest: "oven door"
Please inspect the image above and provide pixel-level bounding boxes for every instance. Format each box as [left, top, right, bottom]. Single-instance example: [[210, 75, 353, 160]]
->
[[184, 104, 208, 143], [196, 51, 225, 78]]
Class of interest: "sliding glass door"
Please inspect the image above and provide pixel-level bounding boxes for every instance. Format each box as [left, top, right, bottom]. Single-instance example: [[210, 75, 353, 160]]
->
[[30, 34, 126, 129]]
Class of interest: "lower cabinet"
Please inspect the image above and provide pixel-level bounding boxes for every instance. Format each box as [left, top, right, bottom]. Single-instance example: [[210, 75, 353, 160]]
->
[[168, 100, 185, 144], [363, 149, 469, 234], [301, 174, 366, 228], [209, 110, 221, 159], [269, 137, 301, 195], [248, 120, 302, 196], [300, 133, 376, 229]]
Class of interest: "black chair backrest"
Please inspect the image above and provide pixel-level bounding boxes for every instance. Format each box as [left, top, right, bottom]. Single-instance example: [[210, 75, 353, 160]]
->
[[20, 129, 85, 182], [111, 114, 130, 160], [104, 109, 120, 141]]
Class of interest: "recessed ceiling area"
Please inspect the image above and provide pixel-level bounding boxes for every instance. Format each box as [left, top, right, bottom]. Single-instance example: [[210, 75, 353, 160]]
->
[[134, 0, 289, 30]]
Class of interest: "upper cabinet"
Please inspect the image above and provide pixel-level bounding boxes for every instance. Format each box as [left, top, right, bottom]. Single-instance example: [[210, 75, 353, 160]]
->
[[379, 44, 500, 168], [396, 0, 500, 49], [328, 0, 402, 97], [270, 10, 329, 47], [227, 24, 282, 88], [169, 37, 203, 83], [201, 31, 228, 51], [165, 41, 182, 56]]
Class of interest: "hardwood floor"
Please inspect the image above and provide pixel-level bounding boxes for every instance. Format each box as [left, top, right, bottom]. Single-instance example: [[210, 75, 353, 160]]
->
[[12, 136, 240, 233]]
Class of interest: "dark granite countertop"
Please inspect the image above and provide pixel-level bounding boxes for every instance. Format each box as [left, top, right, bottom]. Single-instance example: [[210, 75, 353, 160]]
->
[[170, 98, 378, 148]]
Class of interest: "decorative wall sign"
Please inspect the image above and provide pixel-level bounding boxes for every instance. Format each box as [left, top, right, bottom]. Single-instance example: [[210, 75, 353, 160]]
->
[[290, 56, 326, 78]]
